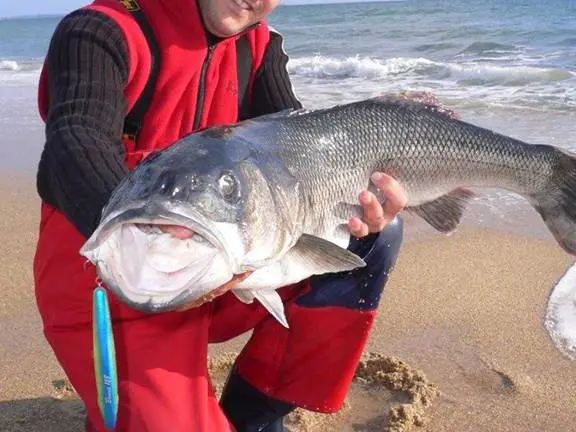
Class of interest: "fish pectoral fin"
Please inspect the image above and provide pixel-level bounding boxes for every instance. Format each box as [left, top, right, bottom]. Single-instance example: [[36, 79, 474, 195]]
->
[[253, 290, 289, 328], [290, 233, 366, 273], [408, 188, 478, 233]]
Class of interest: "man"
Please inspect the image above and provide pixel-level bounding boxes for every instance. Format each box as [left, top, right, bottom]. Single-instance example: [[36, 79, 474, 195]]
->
[[34, 0, 406, 430]]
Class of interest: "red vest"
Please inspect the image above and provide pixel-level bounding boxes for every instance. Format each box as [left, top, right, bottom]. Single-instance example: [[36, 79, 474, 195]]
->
[[38, 0, 270, 165]]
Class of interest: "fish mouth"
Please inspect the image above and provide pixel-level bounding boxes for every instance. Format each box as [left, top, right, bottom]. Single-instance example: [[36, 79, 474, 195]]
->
[[81, 202, 229, 262], [80, 202, 235, 313], [111, 283, 210, 313]]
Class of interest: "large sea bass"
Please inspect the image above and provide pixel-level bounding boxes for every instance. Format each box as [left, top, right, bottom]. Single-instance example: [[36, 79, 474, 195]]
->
[[80, 95, 576, 327]]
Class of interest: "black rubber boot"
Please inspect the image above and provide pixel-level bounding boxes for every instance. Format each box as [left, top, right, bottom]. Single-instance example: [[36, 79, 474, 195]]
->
[[220, 366, 295, 432]]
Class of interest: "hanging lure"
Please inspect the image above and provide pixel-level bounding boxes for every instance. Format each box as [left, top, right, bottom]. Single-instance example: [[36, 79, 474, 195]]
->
[[92, 285, 119, 430]]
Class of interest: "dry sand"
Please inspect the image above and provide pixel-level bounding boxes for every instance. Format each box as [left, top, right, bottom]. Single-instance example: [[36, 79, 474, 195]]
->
[[0, 174, 575, 432]]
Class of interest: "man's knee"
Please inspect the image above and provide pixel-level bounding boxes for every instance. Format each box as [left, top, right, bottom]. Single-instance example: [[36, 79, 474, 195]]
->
[[296, 216, 404, 310]]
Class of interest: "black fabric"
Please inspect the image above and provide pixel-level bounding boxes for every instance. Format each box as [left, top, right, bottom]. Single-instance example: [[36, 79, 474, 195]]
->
[[236, 34, 253, 121], [37, 9, 130, 239], [250, 31, 303, 117], [220, 366, 295, 432]]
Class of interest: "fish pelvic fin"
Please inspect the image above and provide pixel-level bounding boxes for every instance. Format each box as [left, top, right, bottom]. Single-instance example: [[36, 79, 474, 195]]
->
[[231, 289, 255, 304], [231, 288, 289, 328], [407, 188, 478, 234], [253, 290, 289, 328], [531, 148, 576, 256]]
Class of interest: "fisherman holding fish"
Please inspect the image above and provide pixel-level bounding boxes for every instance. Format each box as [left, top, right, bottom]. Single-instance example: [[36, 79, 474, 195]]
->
[[34, 0, 407, 430]]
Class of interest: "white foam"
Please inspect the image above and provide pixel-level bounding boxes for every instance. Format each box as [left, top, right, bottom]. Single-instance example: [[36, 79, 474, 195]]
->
[[0, 60, 20, 71], [449, 62, 574, 86], [288, 55, 434, 79], [0, 58, 43, 86], [288, 55, 575, 83], [287, 54, 576, 113], [544, 262, 576, 361]]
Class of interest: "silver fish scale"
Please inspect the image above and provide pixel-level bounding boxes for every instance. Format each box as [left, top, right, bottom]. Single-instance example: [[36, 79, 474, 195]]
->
[[257, 98, 557, 216]]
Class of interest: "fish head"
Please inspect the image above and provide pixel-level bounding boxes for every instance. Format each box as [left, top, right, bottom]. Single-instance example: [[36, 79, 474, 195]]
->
[[80, 129, 301, 312]]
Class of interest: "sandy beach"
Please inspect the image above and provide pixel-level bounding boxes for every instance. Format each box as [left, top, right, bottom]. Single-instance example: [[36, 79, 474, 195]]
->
[[0, 173, 574, 432]]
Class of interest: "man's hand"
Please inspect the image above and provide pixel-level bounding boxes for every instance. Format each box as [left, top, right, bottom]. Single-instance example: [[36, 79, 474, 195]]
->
[[348, 172, 407, 238]]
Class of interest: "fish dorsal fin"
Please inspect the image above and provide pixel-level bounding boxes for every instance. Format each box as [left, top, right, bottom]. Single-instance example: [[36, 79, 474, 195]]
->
[[408, 188, 478, 234], [373, 91, 461, 121]]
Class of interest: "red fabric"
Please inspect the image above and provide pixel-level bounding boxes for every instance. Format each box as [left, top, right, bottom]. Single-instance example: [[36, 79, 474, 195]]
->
[[34, 207, 224, 430], [37, 0, 271, 144], [235, 298, 376, 413]]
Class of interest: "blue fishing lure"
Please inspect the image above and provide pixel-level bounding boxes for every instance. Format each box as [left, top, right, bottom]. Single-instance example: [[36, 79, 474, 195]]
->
[[92, 286, 119, 429]]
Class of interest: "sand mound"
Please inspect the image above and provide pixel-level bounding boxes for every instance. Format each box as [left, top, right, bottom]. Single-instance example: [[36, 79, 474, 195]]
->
[[208, 351, 441, 432], [355, 353, 441, 432]]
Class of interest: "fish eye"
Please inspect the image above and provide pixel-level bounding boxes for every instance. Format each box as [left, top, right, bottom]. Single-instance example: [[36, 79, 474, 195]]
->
[[217, 171, 239, 201]]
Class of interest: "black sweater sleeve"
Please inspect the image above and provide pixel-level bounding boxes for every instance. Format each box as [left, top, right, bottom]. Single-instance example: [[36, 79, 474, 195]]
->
[[249, 30, 303, 117], [37, 9, 130, 238]]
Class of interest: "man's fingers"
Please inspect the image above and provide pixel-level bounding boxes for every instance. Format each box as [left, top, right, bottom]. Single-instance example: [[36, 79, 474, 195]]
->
[[348, 216, 370, 238], [371, 172, 407, 216], [357, 190, 387, 233], [348, 173, 407, 237]]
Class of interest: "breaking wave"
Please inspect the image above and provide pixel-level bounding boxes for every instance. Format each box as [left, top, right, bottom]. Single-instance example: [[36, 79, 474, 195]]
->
[[0, 60, 20, 71], [287, 55, 576, 111], [288, 56, 420, 79], [288, 55, 574, 84], [0, 59, 43, 84]]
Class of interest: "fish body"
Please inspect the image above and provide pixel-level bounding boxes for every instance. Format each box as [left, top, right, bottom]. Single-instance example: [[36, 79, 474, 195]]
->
[[80, 95, 576, 327]]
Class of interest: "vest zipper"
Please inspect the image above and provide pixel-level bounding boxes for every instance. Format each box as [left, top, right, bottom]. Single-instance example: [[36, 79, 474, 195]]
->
[[193, 44, 216, 130]]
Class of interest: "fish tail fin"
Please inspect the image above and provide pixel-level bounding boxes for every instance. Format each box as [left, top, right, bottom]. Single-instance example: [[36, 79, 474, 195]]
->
[[532, 148, 576, 255]]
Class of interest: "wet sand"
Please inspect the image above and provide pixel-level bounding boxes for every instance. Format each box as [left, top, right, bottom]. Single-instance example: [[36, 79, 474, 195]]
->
[[0, 174, 575, 432]]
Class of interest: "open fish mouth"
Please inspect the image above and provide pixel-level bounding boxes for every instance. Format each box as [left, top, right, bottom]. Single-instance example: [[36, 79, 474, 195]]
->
[[80, 205, 235, 312], [81, 203, 227, 256]]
